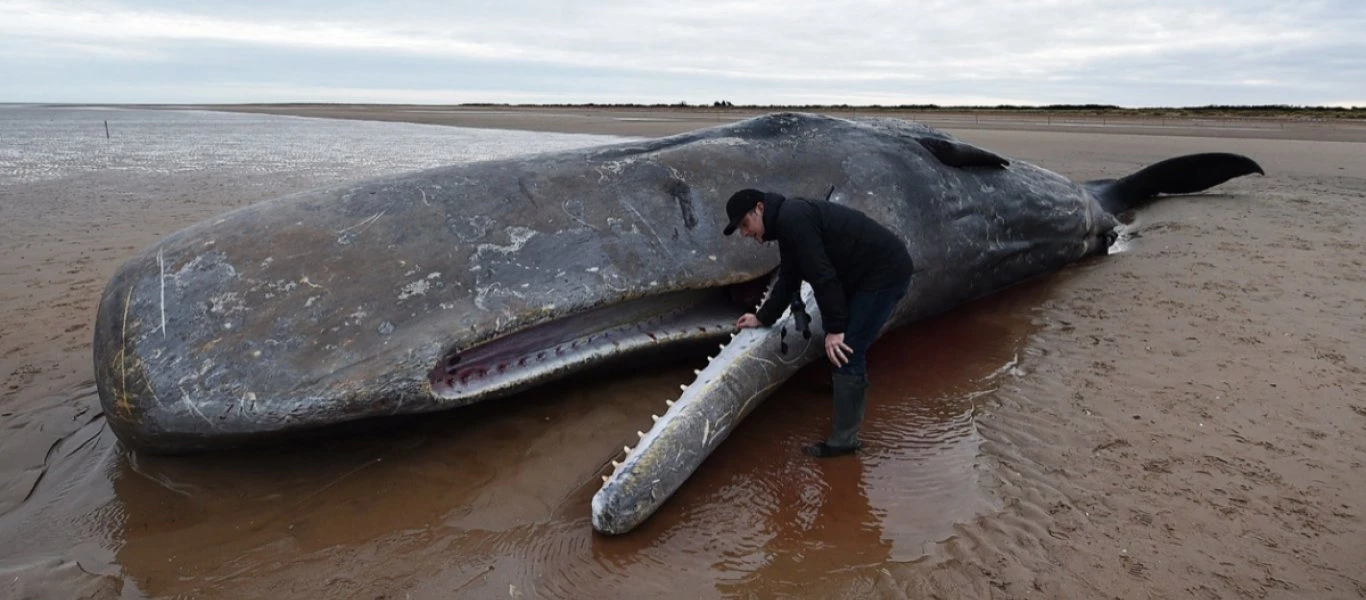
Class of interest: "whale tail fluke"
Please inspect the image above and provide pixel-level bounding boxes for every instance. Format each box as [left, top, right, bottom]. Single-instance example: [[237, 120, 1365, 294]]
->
[[1086, 153, 1264, 214]]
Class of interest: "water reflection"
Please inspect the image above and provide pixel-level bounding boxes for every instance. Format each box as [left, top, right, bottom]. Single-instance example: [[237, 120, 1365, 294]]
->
[[713, 456, 889, 597]]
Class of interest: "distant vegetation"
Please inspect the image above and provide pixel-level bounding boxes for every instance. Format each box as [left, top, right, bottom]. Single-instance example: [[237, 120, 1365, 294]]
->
[[452, 102, 1365, 119]]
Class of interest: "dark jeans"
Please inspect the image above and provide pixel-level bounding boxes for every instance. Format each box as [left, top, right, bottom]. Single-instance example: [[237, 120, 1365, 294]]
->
[[832, 277, 911, 377]]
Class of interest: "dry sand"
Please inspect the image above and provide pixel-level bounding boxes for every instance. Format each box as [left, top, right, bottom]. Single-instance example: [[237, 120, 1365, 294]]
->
[[1, 107, 1364, 599]]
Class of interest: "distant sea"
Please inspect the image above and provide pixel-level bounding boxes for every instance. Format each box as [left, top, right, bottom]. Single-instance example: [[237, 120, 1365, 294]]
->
[[0, 105, 629, 187]]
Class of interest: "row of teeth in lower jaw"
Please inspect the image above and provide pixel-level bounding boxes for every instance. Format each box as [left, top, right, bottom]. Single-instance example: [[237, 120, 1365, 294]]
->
[[600, 335, 737, 483], [602, 293, 773, 484]]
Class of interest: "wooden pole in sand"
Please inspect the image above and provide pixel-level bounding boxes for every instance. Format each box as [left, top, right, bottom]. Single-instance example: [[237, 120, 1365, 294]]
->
[[104, 120, 110, 139]]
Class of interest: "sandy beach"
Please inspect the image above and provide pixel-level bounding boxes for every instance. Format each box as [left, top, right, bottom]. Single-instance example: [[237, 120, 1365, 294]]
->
[[1, 106, 1363, 599], [206, 104, 1366, 143]]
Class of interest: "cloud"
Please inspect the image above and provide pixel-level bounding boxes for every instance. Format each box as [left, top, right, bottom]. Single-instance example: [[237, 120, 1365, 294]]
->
[[1, 0, 1361, 105]]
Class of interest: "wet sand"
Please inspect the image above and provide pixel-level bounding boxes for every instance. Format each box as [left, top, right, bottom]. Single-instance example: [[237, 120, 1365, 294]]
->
[[2, 107, 1365, 599]]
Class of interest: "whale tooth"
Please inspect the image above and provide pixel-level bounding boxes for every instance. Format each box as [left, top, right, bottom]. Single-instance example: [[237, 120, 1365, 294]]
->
[[729, 332, 736, 339], [665, 399, 674, 407], [637, 431, 645, 439], [693, 369, 701, 375], [624, 445, 632, 454], [602, 475, 609, 483], [680, 384, 687, 391], [651, 414, 659, 422], [719, 344, 725, 351], [706, 355, 714, 362], [611, 460, 621, 468]]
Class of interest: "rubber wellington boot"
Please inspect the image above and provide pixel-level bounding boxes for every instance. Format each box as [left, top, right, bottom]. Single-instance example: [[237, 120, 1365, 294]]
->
[[803, 372, 868, 458]]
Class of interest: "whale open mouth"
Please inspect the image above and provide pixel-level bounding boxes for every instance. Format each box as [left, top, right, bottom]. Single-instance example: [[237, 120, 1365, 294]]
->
[[426, 274, 773, 401]]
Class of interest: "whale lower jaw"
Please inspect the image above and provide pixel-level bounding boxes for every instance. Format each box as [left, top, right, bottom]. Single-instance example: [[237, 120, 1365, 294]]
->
[[592, 286, 821, 534]]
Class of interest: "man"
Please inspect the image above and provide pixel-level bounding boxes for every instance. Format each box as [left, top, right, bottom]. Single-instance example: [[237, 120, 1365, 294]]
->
[[723, 188, 913, 458]]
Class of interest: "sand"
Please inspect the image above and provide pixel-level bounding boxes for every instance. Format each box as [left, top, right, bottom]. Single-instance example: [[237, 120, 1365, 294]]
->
[[1, 106, 1364, 599]]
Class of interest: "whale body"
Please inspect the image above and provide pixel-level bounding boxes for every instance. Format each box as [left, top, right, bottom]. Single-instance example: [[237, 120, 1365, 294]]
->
[[91, 112, 1263, 534]]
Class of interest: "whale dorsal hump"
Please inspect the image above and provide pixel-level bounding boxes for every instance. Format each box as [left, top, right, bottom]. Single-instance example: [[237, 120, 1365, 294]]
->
[[915, 137, 1010, 169]]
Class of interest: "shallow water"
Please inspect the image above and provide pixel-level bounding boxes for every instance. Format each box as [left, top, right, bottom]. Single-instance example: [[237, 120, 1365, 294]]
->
[[0, 106, 620, 187], [1, 107, 1058, 598]]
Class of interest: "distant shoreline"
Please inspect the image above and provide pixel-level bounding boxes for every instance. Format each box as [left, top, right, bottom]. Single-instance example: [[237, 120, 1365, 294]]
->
[[9, 103, 1365, 142], [182, 104, 1366, 143], [110, 102, 1366, 117]]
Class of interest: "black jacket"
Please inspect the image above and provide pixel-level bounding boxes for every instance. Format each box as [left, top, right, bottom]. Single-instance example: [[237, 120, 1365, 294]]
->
[[754, 193, 913, 333]]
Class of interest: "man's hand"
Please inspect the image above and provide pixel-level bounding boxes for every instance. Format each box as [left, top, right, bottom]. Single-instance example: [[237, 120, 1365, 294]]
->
[[735, 313, 762, 330], [825, 332, 853, 367]]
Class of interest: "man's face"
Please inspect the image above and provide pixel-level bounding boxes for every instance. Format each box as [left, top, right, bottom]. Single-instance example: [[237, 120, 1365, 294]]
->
[[738, 203, 765, 242]]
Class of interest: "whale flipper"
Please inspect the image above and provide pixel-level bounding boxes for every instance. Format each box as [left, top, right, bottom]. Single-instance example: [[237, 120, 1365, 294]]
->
[[916, 137, 1010, 169]]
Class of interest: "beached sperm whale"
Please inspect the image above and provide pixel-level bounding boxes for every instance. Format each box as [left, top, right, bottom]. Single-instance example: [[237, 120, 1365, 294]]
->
[[92, 112, 1262, 533]]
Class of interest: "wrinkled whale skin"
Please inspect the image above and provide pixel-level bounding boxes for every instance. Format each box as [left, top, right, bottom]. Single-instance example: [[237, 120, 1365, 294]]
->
[[96, 112, 916, 451], [92, 113, 1262, 536]]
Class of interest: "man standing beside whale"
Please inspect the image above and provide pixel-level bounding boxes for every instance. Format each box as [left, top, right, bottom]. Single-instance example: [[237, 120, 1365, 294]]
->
[[725, 188, 914, 457]]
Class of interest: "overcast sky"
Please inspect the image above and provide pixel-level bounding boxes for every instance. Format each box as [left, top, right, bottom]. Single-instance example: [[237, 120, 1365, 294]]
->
[[2, 0, 1362, 107]]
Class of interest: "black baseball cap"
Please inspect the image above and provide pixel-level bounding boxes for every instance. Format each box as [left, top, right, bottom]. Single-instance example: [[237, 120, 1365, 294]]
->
[[722, 189, 765, 235]]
